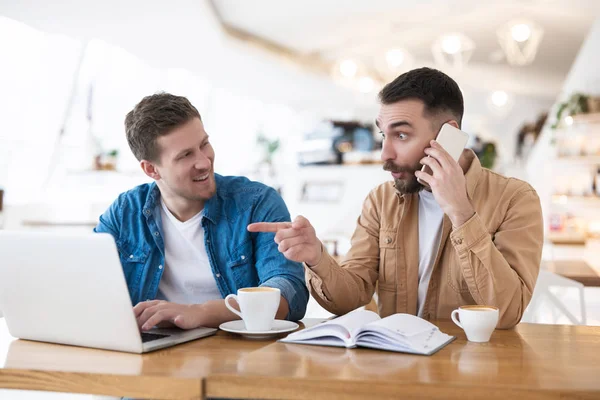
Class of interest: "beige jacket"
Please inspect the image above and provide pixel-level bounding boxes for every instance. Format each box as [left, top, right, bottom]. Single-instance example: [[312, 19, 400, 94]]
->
[[305, 150, 543, 329]]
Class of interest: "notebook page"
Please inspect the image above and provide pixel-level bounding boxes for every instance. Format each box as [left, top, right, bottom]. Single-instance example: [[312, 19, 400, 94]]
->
[[358, 329, 455, 355], [365, 313, 437, 336], [283, 309, 380, 344]]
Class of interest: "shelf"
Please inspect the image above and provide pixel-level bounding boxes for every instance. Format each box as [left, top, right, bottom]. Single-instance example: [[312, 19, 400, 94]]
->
[[546, 232, 587, 245], [542, 259, 600, 287], [572, 112, 600, 125], [552, 195, 600, 206], [554, 155, 600, 164], [66, 169, 146, 177]]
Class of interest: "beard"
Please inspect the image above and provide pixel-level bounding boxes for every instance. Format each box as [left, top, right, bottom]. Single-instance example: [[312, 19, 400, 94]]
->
[[383, 160, 424, 195]]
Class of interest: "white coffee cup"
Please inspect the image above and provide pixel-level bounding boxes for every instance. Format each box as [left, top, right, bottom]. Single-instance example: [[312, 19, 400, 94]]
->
[[451, 305, 499, 343], [225, 287, 280, 331]]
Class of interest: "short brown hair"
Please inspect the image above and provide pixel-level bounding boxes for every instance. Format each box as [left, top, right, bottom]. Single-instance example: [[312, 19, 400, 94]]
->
[[379, 67, 464, 128], [125, 92, 201, 162]]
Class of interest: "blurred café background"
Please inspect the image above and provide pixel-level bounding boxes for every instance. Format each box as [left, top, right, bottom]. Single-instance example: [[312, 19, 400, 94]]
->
[[1, 0, 599, 337]]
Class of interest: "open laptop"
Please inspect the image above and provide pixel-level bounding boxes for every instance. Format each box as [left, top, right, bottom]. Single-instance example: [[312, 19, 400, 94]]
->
[[0, 231, 217, 353]]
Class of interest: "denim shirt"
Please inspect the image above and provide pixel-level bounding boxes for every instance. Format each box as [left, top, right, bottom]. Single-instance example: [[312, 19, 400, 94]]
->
[[94, 174, 308, 321]]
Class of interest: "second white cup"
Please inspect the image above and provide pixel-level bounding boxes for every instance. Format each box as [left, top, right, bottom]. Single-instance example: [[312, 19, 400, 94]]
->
[[451, 305, 499, 343], [225, 287, 280, 331]]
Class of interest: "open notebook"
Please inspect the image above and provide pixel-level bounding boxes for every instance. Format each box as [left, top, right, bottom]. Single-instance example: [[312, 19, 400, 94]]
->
[[280, 309, 455, 356]]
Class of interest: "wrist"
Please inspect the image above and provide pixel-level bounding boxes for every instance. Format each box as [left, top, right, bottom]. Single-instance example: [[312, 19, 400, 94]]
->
[[306, 245, 323, 267], [450, 205, 475, 227], [192, 303, 210, 326]]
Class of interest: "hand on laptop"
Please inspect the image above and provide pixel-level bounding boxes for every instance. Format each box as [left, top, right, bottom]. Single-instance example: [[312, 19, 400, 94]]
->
[[248, 215, 322, 267], [134, 300, 203, 331]]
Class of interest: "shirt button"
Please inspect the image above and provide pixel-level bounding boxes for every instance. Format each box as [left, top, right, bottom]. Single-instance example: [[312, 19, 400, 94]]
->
[[154, 231, 160, 237], [129, 255, 134, 259], [385, 237, 392, 244], [216, 273, 221, 278], [158, 265, 163, 270], [241, 255, 246, 260], [144, 210, 151, 216]]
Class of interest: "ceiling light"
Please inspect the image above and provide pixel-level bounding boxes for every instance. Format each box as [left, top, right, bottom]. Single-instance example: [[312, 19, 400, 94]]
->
[[386, 49, 405, 68], [432, 33, 475, 70], [441, 35, 462, 55], [491, 90, 508, 107], [358, 76, 375, 93], [497, 19, 543, 66], [375, 47, 414, 80], [339, 60, 358, 78], [511, 23, 531, 43], [331, 58, 373, 93]]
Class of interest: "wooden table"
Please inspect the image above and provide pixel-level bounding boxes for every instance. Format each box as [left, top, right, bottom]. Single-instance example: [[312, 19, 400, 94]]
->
[[543, 260, 600, 287], [1, 319, 600, 400]]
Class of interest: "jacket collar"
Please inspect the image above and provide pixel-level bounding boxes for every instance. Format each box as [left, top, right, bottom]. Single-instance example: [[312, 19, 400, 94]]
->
[[142, 175, 223, 225], [202, 176, 221, 225], [462, 149, 482, 201]]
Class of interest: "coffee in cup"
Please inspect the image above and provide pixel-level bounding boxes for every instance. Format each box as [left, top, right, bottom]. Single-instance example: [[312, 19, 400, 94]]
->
[[451, 305, 499, 343], [225, 287, 280, 331]]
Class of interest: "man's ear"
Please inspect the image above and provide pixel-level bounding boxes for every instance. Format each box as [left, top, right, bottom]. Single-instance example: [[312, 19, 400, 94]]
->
[[140, 160, 161, 181], [446, 120, 460, 129]]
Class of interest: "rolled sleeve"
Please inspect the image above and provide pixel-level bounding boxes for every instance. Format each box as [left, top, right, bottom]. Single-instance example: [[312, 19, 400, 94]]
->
[[251, 187, 309, 322], [261, 275, 308, 321], [450, 212, 489, 254]]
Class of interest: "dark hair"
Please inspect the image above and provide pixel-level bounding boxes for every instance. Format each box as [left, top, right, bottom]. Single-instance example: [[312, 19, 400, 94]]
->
[[378, 67, 464, 127], [125, 92, 201, 162]]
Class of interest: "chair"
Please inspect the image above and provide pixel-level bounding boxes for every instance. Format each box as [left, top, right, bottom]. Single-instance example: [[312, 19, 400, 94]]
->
[[521, 270, 587, 325]]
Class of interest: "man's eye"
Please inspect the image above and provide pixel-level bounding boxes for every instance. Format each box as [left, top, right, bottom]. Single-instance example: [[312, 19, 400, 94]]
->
[[398, 133, 407, 140], [379, 131, 385, 139]]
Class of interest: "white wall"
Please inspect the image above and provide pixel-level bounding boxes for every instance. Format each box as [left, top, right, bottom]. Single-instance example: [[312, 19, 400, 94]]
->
[[0, 0, 367, 119], [0, 0, 559, 163], [526, 17, 600, 230], [555, 18, 600, 97]]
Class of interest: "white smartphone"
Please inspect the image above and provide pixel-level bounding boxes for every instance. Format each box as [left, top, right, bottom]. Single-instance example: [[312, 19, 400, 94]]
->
[[417, 123, 469, 187]]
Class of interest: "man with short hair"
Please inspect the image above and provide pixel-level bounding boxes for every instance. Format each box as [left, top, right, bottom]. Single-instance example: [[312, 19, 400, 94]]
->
[[250, 67, 543, 329], [95, 92, 308, 330]]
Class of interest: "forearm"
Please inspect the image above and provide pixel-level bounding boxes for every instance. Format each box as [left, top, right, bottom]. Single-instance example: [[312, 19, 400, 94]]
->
[[451, 213, 540, 329], [306, 244, 377, 315], [196, 296, 289, 328]]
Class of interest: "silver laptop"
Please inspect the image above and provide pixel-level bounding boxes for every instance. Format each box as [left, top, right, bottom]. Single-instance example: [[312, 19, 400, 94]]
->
[[0, 231, 217, 353]]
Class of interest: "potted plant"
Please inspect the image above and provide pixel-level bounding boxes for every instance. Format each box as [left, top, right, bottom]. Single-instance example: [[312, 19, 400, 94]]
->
[[256, 133, 281, 192], [256, 134, 280, 167], [588, 96, 600, 113], [551, 93, 590, 129], [96, 149, 119, 171]]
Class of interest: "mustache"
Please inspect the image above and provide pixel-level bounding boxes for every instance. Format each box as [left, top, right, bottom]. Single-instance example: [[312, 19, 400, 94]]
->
[[382, 161, 417, 174]]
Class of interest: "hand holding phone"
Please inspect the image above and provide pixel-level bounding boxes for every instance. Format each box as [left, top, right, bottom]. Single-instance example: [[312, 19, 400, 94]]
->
[[417, 123, 469, 187]]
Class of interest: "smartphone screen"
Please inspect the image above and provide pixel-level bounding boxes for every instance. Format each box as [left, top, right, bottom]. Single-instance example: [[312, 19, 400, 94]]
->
[[418, 123, 469, 187]]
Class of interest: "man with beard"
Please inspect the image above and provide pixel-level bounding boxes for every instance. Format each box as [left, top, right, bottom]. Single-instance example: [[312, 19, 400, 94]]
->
[[95, 93, 308, 331], [249, 67, 543, 329]]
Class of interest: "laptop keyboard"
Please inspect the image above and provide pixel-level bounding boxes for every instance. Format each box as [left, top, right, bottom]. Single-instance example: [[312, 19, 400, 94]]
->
[[141, 332, 170, 343]]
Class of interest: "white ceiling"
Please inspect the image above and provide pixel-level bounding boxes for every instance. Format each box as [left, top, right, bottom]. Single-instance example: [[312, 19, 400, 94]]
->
[[212, 0, 600, 97]]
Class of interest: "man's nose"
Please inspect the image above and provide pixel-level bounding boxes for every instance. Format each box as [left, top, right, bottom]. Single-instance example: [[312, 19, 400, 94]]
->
[[380, 136, 395, 162], [194, 152, 211, 170]]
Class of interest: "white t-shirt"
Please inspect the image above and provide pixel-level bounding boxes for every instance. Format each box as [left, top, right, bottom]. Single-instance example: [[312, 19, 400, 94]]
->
[[417, 190, 445, 317], [157, 199, 222, 304]]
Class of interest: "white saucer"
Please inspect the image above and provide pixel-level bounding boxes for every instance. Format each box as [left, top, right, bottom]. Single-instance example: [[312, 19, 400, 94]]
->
[[219, 320, 299, 339]]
